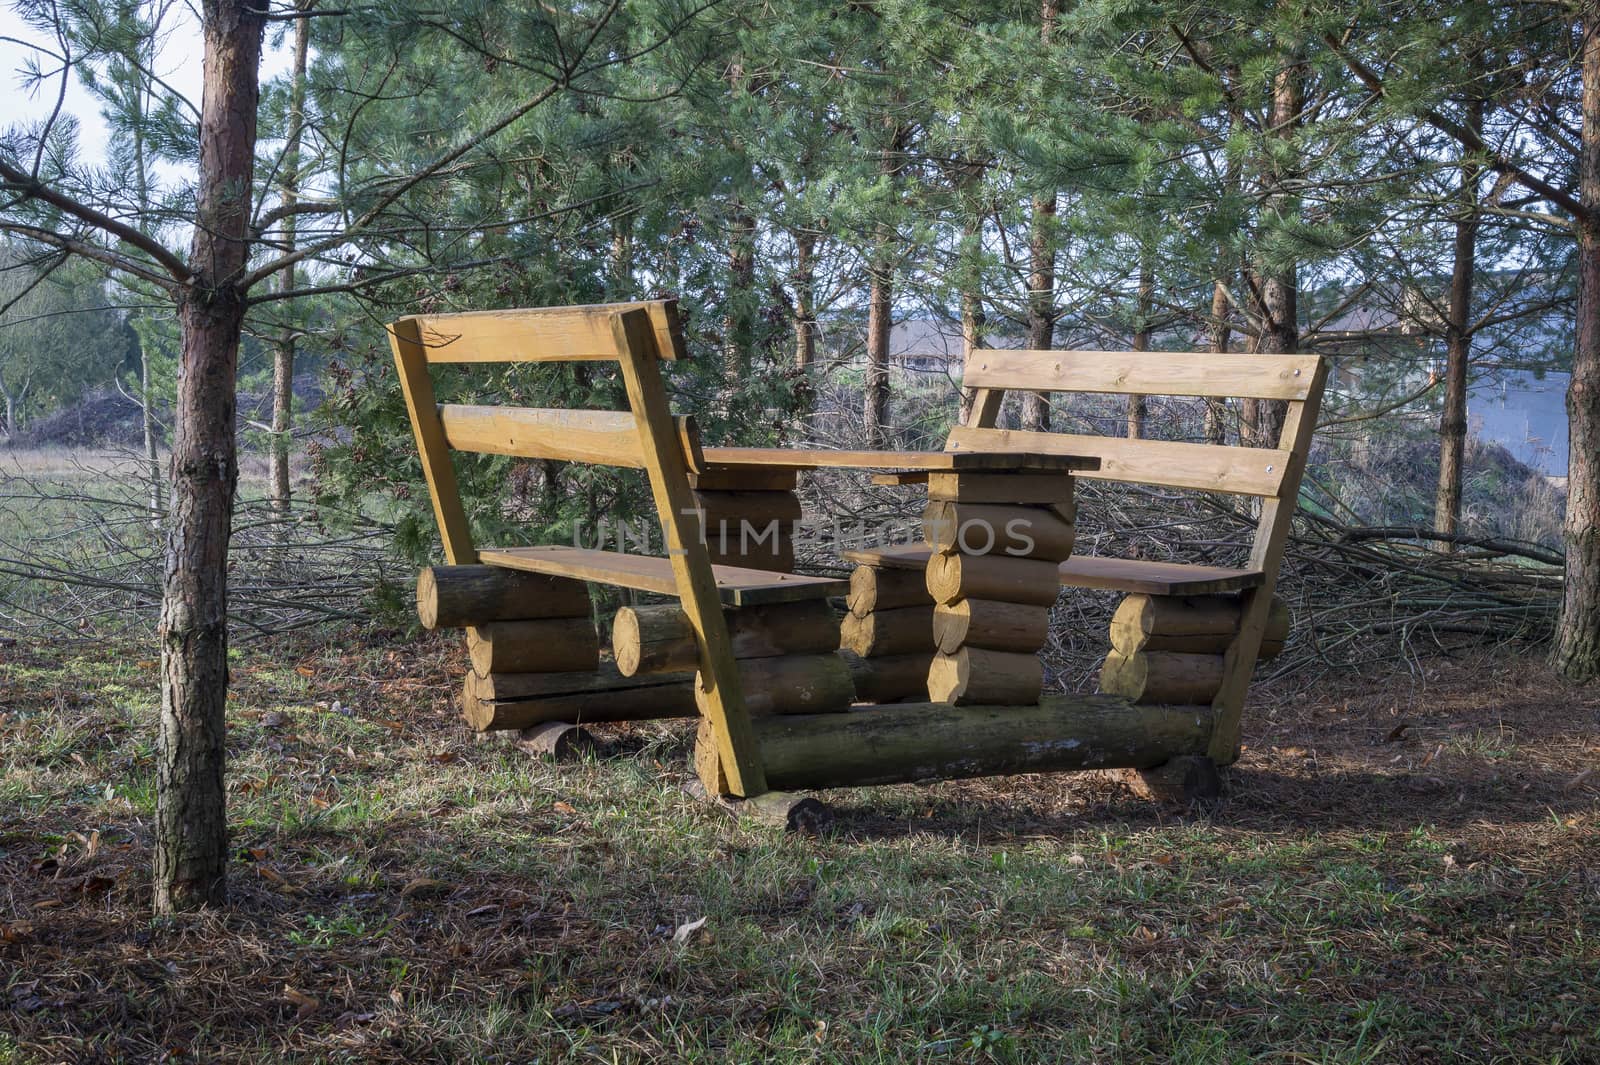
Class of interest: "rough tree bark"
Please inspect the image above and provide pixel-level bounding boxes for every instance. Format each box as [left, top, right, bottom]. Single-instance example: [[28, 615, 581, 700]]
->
[[1204, 276, 1231, 444], [793, 229, 816, 370], [1021, 0, 1060, 434], [724, 205, 755, 388], [153, 0, 263, 914], [864, 250, 892, 446], [1554, 5, 1600, 680], [1434, 97, 1483, 552], [1022, 190, 1056, 432], [863, 122, 905, 448], [269, 3, 310, 521], [1126, 255, 1153, 439]]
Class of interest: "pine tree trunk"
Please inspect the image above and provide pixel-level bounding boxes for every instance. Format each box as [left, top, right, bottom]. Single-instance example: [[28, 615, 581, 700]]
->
[[959, 284, 986, 426], [864, 254, 892, 447], [1435, 98, 1482, 553], [1022, 192, 1056, 432], [794, 229, 816, 370], [1205, 277, 1231, 444], [1126, 256, 1153, 439], [1554, 4, 1600, 681], [154, 0, 263, 914], [1021, 2, 1060, 435], [724, 206, 755, 388], [1247, 60, 1303, 447], [609, 214, 632, 296], [269, 6, 309, 522]]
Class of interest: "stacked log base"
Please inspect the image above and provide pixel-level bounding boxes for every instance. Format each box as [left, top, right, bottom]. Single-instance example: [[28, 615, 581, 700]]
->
[[463, 664, 696, 731], [922, 475, 1076, 706], [612, 600, 855, 716], [418, 564, 678, 733], [842, 560, 935, 704], [1099, 593, 1288, 705], [691, 468, 801, 573]]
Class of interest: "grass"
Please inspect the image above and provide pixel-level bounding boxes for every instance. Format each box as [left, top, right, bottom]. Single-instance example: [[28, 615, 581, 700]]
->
[[1, 630, 1598, 1063]]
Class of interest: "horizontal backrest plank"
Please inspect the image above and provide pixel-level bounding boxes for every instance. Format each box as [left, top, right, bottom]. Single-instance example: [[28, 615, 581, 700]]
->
[[962, 349, 1322, 400], [439, 404, 704, 471], [947, 426, 1290, 497], [397, 301, 685, 364]]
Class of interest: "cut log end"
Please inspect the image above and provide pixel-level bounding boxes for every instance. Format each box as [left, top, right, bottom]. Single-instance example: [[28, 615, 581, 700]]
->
[[927, 647, 1043, 706], [1099, 650, 1225, 705], [418, 564, 590, 629]]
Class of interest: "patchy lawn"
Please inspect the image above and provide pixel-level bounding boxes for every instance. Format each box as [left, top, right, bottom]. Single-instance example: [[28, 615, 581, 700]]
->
[[1, 631, 1597, 1063]]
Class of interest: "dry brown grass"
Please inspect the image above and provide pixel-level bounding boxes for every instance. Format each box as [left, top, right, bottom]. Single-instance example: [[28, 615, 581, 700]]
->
[[1, 630, 1597, 1063]]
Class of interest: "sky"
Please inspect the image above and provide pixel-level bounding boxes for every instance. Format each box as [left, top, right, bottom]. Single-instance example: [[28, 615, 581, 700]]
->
[[1, 4, 296, 176]]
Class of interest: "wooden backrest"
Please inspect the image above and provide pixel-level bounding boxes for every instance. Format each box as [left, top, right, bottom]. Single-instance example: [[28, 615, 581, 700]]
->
[[388, 300, 701, 565], [954, 349, 1327, 502], [954, 347, 1327, 586]]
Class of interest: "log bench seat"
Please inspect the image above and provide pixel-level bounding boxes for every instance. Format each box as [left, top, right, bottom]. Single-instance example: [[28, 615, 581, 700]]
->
[[840, 544, 1263, 597], [477, 545, 846, 607]]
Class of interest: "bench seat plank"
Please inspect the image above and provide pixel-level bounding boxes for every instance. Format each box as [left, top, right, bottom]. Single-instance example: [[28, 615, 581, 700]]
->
[[479, 546, 846, 607], [839, 544, 1262, 596], [700, 447, 1099, 473], [1056, 557, 1263, 596]]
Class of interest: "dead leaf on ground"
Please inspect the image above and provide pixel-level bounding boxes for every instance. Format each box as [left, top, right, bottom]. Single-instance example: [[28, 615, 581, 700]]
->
[[400, 878, 449, 898], [553, 801, 577, 815], [283, 985, 319, 1019], [673, 916, 708, 944]]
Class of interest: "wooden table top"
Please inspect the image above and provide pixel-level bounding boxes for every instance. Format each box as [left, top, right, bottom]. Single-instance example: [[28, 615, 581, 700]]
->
[[697, 447, 1100, 473]]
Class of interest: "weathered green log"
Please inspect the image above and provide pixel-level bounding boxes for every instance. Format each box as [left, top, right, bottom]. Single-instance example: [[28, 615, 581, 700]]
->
[[462, 664, 695, 731], [744, 696, 1213, 791]]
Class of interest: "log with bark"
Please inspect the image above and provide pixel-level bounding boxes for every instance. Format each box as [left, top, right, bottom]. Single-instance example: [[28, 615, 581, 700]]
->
[[1098, 650, 1225, 705], [467, 618, 600, 676], [695, 652, 855, 716], [848, 564, 934, 614], [740, 696, 1213, 791], [932, 598, 1051, 654], [839, 605, 935, 657], [924, 551, 1061, 607], [922, 500, 1076, 561], [1108, 593, 1288, 657], [927, 646, 1044, 705], [612, 601, 840, 676], [462, 664, 695, 731], [840, 649, 934, 703], [418, 565, 590, 629]]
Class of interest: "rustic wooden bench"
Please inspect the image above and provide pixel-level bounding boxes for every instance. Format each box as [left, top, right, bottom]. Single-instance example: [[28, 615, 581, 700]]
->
[[389, 300, 1237, 803], [842, 345, 1328, 764]]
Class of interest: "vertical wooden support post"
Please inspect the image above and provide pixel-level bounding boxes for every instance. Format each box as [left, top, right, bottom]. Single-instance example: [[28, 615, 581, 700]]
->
[[967, 387, 1005, 430], [390, 318, 477, 565], [611, 309, 768, 797], [1207, 359, 1327, 763]]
